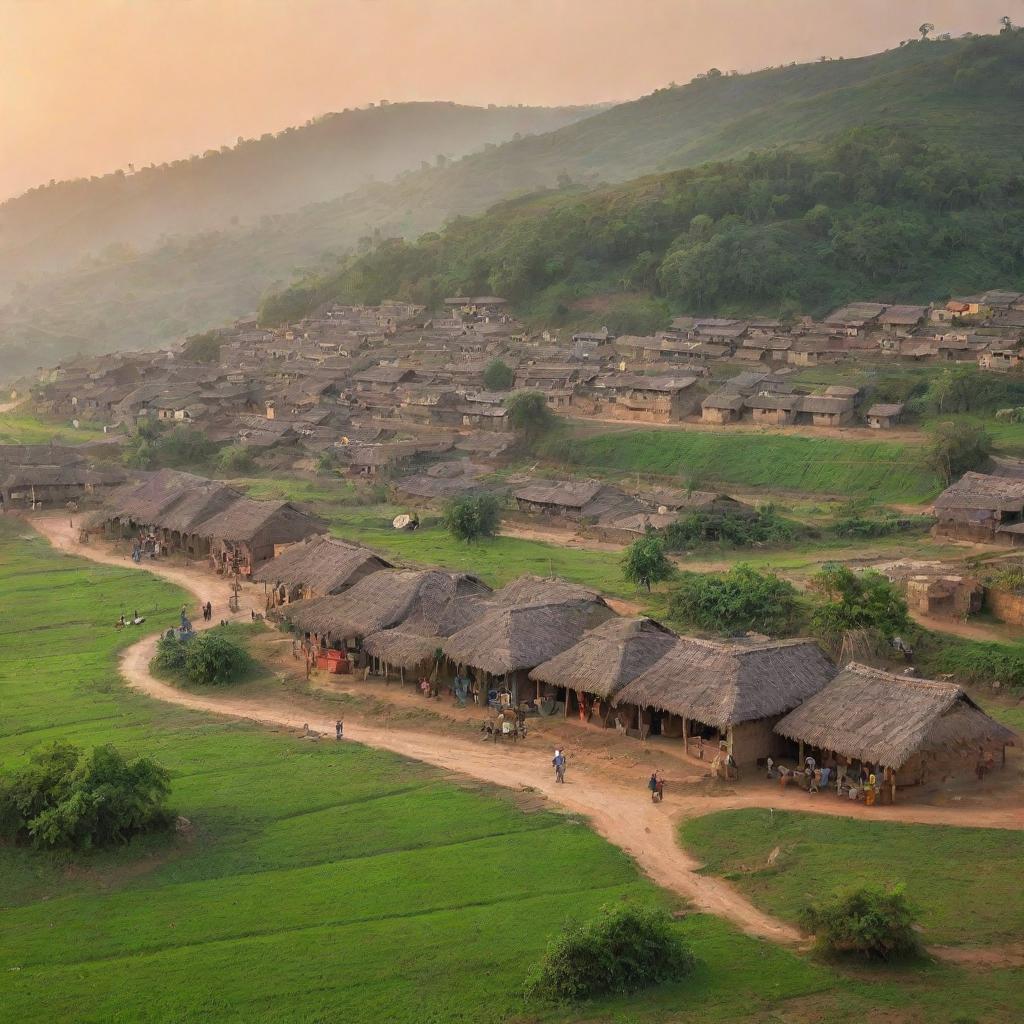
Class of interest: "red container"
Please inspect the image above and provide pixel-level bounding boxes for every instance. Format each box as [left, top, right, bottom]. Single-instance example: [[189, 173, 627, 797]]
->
[[316, 649, 349, 674]]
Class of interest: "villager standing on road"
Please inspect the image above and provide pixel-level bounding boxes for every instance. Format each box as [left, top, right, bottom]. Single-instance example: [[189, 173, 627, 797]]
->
[[552, 749, 566, 783], [335, 719, 344, 741], [648, 772, 658, 801]]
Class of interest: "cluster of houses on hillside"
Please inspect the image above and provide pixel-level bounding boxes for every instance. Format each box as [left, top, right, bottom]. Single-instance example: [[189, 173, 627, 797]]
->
[[247, 537, 1013, 790]]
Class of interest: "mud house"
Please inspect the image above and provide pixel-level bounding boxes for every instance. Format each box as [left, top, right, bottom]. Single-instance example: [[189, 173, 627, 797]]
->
[[610, 636, 836, 764], [797, 394, 856, 428], [612, 375, 701, 423], [252, 536, 392, 608], [774, 663, 1015, 792], [933, 471, 1024, 544], [744, 393, 802, 426], [866, 403, 905, 429], [701, 392, 745, 424], [529, 617, 678, 725], [513, 479, 644, 524]]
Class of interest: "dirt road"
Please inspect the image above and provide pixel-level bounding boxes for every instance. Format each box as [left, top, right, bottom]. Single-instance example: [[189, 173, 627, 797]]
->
[[26, 515, 1024, 950]]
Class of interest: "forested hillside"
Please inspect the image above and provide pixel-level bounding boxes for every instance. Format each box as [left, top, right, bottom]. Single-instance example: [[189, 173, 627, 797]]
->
[[0, 102, 596, 285], [4, 31, 1024, 375], [262, 33, 1024, 328]]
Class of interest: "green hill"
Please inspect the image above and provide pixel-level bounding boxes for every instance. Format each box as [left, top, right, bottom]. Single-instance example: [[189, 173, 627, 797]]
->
[[5, 32, 1024, 375]]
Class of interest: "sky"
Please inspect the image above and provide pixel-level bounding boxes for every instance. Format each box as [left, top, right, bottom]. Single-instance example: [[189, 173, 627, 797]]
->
[[1, 0, 1019, 201]]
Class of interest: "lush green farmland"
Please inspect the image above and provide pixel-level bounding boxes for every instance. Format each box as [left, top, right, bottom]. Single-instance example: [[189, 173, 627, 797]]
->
[[0, 410, 107, 444], [554, 430, 941, 503], [680, 809, 1024, 947]]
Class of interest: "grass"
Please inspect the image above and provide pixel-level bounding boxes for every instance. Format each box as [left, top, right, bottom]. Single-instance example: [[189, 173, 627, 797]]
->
[[2, 523, 1023, 1021], [0, 410, 107, 444], [552, 430, 942, 503], [679, 809, 1024, 948]]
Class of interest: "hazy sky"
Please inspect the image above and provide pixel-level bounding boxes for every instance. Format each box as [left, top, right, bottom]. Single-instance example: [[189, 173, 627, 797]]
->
[[2, 0, 1018, 200]]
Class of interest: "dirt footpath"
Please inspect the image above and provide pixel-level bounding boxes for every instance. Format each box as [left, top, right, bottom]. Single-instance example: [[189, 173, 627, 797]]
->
[[27, 514, 1024, 951]]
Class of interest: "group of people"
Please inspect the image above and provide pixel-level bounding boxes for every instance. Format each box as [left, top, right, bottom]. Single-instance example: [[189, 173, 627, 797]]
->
[[481, 705, 527, 742], [115, 609, 145, 629], [201, 601, 213, 622], [767, 754, 895, 805], [647, 770, 666, 802], [130, 531, 161, 563]]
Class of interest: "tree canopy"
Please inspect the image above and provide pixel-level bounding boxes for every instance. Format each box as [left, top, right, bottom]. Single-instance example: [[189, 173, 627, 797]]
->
[[482, 359, 514, 391], [621, 535, 676, 591], [809, 563, 910, 652], [925, 420, 994, 484], [668, 564, 800, 636], [442, 493, 502, 542]]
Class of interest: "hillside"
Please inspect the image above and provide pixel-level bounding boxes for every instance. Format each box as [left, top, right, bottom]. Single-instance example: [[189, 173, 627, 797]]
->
[[261, 36, 1024, 328], [0, 102, 596, 285], [5, 33, 1024, 375]]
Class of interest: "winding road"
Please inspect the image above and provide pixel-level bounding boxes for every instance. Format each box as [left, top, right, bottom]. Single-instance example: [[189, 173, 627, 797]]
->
[[27, 515, 1024, 949]]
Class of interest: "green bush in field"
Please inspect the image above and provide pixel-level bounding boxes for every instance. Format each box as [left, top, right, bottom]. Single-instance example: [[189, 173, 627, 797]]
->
[[216, 444, 256, 474], [621, 535, 675, 592], [153, 630, 188, 674], [183, 630, 252, 685], [482, 359, 514, 391], [524, 904, 695, 1003], [443, 493, 502, 543], [664, 505, 801, 550], [0, 743, 171, 850], [810, 564, 910, 651], [669, 564, 800, 636], [801, 886, 921, 961]]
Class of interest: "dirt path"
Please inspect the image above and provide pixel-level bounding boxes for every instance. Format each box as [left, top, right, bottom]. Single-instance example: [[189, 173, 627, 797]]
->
[[25, 515, 1024, 952]]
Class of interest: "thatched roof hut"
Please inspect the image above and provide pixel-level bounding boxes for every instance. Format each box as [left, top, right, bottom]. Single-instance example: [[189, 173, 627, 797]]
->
[[108, 468, 223, 525], [284, 569, 490, 640], [441, 580, 615, 676], [252, 536, 391, 596], [529, 617, 677, 699], [613, 636, 835, 731], [774, 663, 1015, 770]]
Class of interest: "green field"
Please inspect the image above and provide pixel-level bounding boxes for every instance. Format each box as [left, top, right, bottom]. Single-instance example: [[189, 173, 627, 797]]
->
[[680, 809, 1024, 947], [0, 410, 107, 444], [555, 430, 941, 503], [3, 522, 1024, 1021]]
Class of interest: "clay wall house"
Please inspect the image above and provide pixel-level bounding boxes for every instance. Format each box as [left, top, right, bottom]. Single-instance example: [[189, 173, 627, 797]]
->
[[513, 479, 646, 524], [611, 636, 835, 764], [823, 302, 885, 336], [879, 304, 928, 335], [610, 375, 701, 423], [866, 402, 905, 429], [931, 299, 976, 323], [786, 335, 838, 367], [253, 536, 391, 608], [775, 663, 1014, 790], [744, 392, 802, 426], [0, 445, 126, 511], [701, 392, 745, 424], [933, 471, 1024, 544], [459, 393, 510, 431], [152, 385, 203, 420], [979, 346, 1022, 372], [797, 394, 855, 428], [352, 366, 419, 393]]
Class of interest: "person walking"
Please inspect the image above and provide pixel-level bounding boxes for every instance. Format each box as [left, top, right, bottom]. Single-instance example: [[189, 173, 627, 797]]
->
[[648, 772, 658, 802], [335, 719, 344, 741], [552, 749, 566, 784]]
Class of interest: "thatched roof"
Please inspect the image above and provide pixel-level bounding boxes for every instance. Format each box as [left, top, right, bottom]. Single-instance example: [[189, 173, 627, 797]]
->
[[613, 636, 835, 729], [774, 662, 1016, 768], [191, 498, 326, 543], [933, 471, 1024, 513], [529, 617, 677, 699], [488, 576, 610, 610], [442, 599, 615, 676], [252, 536, 391, 594], [108, 469, 218, 523], [284, 569, 490, 638]]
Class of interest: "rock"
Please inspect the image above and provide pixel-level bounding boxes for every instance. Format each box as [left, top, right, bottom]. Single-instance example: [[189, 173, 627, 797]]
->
[[175, 816, 194, 837]]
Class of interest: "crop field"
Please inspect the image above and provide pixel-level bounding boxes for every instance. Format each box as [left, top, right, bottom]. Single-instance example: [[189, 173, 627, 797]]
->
[[0, 410, 107, 444], [554, 430, 942, 503], [680, 809, 1024, 948]]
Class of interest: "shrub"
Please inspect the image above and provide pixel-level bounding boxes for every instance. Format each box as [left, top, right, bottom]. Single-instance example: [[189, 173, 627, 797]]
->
[[482, 359, 514, 391], [183, 630, 252, 685], [505, 391, 556, 447], [925, 420, 993, 484], [524, 904, 695, 1003], [663, 505, 801, 550], [153, 630, 188, 674], [809, 564, 910, 652], [442, 493, 502, 542], [0, 742, 171, 850], [621, 535, 675, 592], [216, 444, 255, 474], [668, 564, 801, 636], [801, 886, 922, 961]]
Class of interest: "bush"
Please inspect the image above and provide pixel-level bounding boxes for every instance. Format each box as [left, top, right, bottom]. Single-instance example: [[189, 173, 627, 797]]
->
[[668, 564, 801, 636], [216, 444, 255, 474], [0, 742, 171, 850], [663, 505, 801, 550], [809, 564, 910, 652], [621, 534, 675, 591], [925, 420, 993, 484], [442, 493, 502, 542], [482, 359, 514, 391], [801, 886, 922, 961], [915, 633, 1024, 690], [183, 630, 252, 685], [524, 904, 695, 1003], [505, 390, 556, 448], [153, 630, 188, 674]]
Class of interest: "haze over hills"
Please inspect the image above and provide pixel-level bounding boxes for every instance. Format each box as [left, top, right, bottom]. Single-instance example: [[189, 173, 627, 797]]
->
[[0, 101, 598, 288], [4, 32, 1024, 377]]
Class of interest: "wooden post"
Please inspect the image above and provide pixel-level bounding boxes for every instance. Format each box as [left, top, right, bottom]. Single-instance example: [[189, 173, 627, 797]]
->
[[799, 739, 805, 765], [683, 717, 689, 756]]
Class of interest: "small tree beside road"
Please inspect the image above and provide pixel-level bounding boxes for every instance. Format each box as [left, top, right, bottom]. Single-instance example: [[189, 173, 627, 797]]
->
[[622, 535, 675, 592]]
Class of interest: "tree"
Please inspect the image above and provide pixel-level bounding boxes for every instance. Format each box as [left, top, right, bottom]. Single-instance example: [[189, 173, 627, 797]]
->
[[183, 630, 253, 685], [442, 493, 502, 543], [524, 904, 695, 1003], [482, 359, 514, 391], [621, 535, 675, 592], [925, 420, 993, 484], [181, 330, 222, 364], [668, 565, 800, 636], [1000, 15, 1014, 34], [801, 886, 921, 961], [918, 22, 934, 40], [216, 444, 255, 474], [505, 390, 555, 446], [0, 743, 171, 850], [809, 563, 910, 653]]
